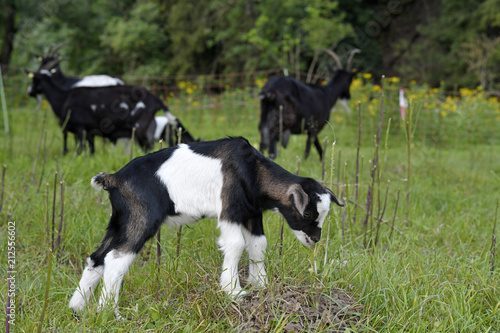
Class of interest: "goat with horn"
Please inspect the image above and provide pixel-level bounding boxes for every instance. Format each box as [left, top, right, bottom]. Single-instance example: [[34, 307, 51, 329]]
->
[[258, 48, 360, 160]]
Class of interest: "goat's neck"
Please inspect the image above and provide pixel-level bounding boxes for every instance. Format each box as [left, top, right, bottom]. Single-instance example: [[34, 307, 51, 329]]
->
[[41, 77, 68, 117], [323, 79, 341, 108], [256, 158, 298, 208]]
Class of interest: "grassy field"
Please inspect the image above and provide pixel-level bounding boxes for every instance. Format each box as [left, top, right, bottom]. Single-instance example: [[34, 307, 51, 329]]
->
[[1, 77, 500, 332]]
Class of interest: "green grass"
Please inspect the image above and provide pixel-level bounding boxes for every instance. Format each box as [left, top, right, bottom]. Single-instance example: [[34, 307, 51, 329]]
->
[[1, 85, 499, 332]]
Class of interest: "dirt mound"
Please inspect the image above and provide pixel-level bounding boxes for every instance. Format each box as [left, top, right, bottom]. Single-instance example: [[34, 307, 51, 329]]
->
[[231, 285, 361, 332]]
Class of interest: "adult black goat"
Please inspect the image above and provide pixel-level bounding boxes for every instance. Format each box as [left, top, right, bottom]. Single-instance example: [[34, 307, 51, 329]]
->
[[26, 69, 195, 154], [259, 49, 359, 160]]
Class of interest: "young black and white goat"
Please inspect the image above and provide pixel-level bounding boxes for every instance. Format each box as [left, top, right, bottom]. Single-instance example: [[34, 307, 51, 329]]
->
[[26, 69, 195, 154], [259, 49, 359, 160], [69, 137, 343, 315]]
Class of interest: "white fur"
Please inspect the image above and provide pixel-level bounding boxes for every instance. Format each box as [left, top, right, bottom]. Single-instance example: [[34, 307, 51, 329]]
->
[[72, 75, 124, 88], [130, 101, 145, 117], [40, 69, 52, 76], [242, 228, 267, 287], [119, 102, 129, 110], [69, 258, 104, 311], [292, 229, 315, 247], [217, 221, 246, 297], [164, 111, 179, 126], [90, 104, 97, 112], [316, 193, 332, 228], [153, 116, 168, 141], [156, 144, 223, 225], [90, 175, 104, 191], [98, 250, 136, 310]]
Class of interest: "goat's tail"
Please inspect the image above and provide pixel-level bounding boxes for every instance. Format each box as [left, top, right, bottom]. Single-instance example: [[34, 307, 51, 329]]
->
[[91, 172, 115, 192]]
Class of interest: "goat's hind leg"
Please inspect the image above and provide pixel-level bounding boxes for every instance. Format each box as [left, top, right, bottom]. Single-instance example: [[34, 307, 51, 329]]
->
[[98, 249, 137, 317]]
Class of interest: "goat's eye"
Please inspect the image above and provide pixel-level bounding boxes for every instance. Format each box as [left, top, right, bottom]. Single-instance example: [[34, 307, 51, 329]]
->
[[303, 211, 312, 219]]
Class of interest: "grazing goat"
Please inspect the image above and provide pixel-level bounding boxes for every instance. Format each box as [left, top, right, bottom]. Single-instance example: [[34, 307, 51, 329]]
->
[[26, 69, 195, 154], [259, 49, 359, 160], [69, 137, 344, 316]]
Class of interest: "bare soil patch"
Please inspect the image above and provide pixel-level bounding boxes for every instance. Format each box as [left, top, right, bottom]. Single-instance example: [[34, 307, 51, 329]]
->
[[230, 284, 361, 332]]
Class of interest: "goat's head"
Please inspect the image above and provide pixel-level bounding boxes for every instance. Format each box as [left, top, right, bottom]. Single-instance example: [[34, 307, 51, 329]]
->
[[279, 179, 344, 247], [25, 69, 54, 97]]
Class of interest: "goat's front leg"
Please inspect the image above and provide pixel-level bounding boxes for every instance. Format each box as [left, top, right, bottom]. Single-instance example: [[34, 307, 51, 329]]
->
[[242, 227, 267, 288], [69, 257, 104, 312], [217, 221, 246, 298]]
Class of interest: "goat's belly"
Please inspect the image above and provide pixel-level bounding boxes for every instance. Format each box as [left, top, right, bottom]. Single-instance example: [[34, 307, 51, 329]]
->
[[165, 210, 218, 227]]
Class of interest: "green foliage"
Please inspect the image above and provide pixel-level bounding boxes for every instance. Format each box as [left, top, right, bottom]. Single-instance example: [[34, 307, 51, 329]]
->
[[101, 1, 169, 75]]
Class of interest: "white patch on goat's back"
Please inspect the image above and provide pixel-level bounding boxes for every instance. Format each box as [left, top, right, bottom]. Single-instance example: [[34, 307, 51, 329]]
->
[[90, 104, 97, 112], [119, 102, 129, 110], [156, 145, 223, 224], [316, 193, 331, 228], [72, 75, 123, 88]]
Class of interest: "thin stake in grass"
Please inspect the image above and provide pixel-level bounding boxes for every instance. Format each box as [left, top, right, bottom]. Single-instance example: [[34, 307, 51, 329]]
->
[[130, 127, 136, 161], [353, 102, 362, 225], [0, 164, 6, 213], [321, 138, 329, 182], [384, 190, 400, 252], [51, 172, 58, 251], [323, 142, 335, 265], [38, 248, 53, 333], [375, 182, 390, 246], [45, 183, 49, 245], [56, 181, 64, 250], [491, 200, 499, 278]]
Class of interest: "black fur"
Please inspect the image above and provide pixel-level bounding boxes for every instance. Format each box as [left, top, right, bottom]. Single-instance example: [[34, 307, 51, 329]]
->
[[259, 70, 356, 160], [27, 71, 195, 154]]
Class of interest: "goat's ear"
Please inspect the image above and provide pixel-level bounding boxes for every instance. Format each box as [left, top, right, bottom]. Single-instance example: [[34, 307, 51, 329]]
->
[[324, 187, 344, 207], [287, 184, 309, 216]]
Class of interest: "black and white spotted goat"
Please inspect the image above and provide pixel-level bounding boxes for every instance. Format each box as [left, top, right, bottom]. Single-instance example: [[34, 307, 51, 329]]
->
[[69, 137, 344, 315], [26, 69, 195, 154]]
